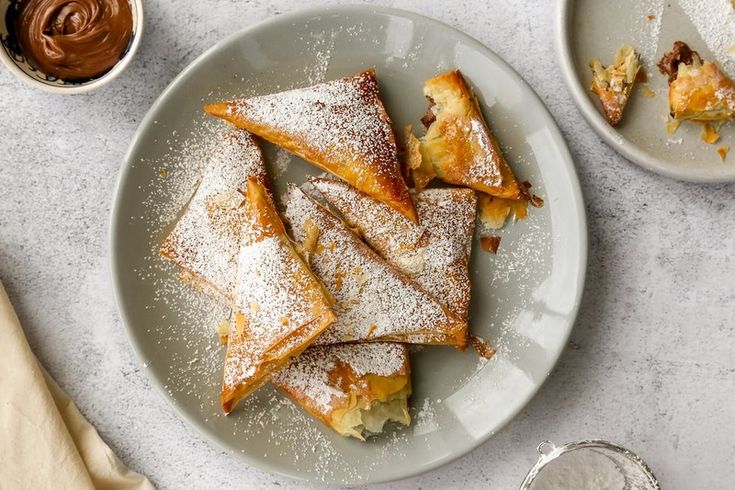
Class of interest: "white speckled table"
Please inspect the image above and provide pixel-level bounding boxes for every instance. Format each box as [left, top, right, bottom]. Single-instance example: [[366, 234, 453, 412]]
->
[[1, 1, 734, 488]]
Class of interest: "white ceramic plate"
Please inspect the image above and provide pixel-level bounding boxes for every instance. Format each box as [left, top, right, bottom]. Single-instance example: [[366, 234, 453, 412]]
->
[[556, 0, 735, 182], [111, 5, 586, 485]]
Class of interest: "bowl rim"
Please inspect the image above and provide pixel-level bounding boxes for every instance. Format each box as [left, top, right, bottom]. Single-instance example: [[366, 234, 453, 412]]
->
[[0, 0, 144, 94]]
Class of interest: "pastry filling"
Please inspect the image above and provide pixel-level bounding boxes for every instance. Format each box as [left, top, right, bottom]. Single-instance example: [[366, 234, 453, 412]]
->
[[331, 383, 411, 440]]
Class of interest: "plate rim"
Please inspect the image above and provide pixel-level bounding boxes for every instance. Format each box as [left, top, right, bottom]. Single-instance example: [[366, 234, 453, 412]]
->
[[109, 4, 588, 484], [554, 0, 735, 184]]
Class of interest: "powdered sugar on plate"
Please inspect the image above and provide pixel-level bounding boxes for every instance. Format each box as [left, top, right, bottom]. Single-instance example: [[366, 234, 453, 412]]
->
[[629, 0, 664, 66], [413, 397, 439, 436], [272, 146, 292, 177], [678, 0, 735, 77]]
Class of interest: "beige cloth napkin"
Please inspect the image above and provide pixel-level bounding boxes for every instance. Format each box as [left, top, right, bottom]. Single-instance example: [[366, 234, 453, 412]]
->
[[0, 280, 154, 490]]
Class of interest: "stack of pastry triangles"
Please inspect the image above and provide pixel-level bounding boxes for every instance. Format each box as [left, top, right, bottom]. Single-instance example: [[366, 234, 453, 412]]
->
[[161, 68, 530, 439]]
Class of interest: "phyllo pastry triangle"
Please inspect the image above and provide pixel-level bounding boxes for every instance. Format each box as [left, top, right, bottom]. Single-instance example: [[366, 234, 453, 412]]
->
[[311, 177, 476, 323], [160, 130, 269, 302], [658, 41, 735, 122], [203, 69, 417, 222], [221, 179, 336, 414], [283, 185, 467, 347], [407, 69, 526, 201], [588, 44, 641, 126], [272, 343, 411, 440]]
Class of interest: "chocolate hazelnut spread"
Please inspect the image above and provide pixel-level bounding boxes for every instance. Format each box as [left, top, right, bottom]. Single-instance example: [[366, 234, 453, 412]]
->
[[13, 0, 133, 81], [658, 41, 701, 84]]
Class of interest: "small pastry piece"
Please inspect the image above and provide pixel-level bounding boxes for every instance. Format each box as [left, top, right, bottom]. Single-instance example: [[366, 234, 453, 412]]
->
[[480, 235, 501, 254], [160, 130, 269, 302], [717, 146, 730, 161], [658, 41, 735, 122], [588, 44, 641, 126], [408, 70, 527, 201], [284, 185, 467, 347], [310, 177, 476, 322], [220, 179, 336, 414], [272, 343, 411, 440], [204, 69, 418, 222]]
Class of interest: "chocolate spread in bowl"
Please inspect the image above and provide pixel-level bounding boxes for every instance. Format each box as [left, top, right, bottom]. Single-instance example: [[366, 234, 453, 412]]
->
[[13, 0, 133, 81]]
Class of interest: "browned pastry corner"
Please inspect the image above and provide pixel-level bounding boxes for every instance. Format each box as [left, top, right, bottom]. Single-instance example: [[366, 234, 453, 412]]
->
[[659, 41, 735, 123], [408, 70, 527, 201], [220, 178, 336, 414]]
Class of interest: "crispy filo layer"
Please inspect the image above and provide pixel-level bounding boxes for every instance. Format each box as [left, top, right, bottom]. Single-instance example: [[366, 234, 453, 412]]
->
[[311, 176, 476, 323], [272, 343, 411, 440], [160, 129, 269, 301], [408, 69, 526, 201], [204, 69, 417, 222], [588, 43, 641, 126], [283, 185, 467, 347], [659, 42, 735, 122], [220, 179, 336, 414]]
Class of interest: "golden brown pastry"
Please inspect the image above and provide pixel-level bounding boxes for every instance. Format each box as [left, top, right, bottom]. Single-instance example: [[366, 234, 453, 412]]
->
[[272, 343, 411, 440], [159, 130, 269, 302], [283, 185, 468, 347], [659, 41, 735, 122], [408, 70, 527, 201], [204, 69, 418, 222], [588, 44, 641, 126], [310, 176, 476, 323], [220, 178, 336, 414]]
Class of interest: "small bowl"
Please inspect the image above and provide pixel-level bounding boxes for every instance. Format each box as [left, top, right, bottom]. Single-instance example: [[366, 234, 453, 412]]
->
[[0, 0, 143, 94]]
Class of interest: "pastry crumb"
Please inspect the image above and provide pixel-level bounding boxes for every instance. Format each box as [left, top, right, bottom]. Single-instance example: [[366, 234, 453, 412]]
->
[[700, 123, 721, 144], [480, 235, 501, 254], [216, 319, 229, 345], [469, 335, 496, 359], [717, 146, 730, 161], [641, 84, 655, 97], [666, 119, 681, 135]]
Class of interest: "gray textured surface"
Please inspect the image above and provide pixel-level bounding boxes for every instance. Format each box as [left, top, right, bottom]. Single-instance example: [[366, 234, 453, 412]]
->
[[0, 1, 733, 489]]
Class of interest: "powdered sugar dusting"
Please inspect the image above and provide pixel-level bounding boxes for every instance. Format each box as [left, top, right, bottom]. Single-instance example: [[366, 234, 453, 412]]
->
[[160, 130, 267, 298], [226, 70, 401, 183], [628, 0, 664, 65], [273, 146, 292, 177], [272, 343, 408, 413], [311, 177, 426, 268], [223, 199, 333, 396], [284, 186, 463, 345], [313, 177, 476, 321], [413, 397, 439, 435], [678, 0, 735, 77]]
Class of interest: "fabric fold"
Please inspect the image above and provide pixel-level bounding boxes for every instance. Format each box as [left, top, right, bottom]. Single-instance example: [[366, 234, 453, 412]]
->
[[0, 280, 154, 490]]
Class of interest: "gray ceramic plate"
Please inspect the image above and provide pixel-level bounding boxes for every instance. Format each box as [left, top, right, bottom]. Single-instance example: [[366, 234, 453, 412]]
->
[[111, 5, 586, 485], [556, 0, 735, 182]]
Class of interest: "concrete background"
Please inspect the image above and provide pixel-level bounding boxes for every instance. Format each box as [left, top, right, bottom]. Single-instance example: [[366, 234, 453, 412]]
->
[[1, 1, 733, 488]]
